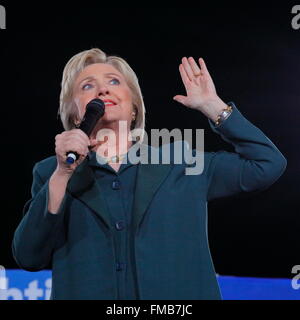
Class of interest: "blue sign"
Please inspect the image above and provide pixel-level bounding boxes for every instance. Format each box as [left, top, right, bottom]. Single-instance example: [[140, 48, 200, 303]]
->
[[0, 270, 299, 300], [0, 270, 51, 300]]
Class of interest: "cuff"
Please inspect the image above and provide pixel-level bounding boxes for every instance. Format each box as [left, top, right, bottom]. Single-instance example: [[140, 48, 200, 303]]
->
[[44, 179, 68, 217], [208, 101, 236, 131]]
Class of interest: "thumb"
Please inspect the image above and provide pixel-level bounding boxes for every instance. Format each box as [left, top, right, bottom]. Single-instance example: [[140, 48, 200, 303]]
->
[[173, 95, 187, 105], [89, 138, 98, 147]]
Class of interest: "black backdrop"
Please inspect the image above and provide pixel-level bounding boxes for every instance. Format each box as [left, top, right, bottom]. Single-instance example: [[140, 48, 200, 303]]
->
[[0, 2, 299, 278]]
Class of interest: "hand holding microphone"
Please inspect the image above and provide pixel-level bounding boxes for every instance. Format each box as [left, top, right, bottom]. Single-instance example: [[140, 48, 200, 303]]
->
[[54, 99, 105, 176]]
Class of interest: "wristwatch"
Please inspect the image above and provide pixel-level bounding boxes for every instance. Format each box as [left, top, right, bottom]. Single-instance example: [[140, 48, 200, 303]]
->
[[215, 103, 234, 126]]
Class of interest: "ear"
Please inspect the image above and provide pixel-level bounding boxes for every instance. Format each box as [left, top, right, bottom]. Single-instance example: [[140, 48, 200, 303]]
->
[[130, 107, 137, 130], [73, 117, 81, 128]]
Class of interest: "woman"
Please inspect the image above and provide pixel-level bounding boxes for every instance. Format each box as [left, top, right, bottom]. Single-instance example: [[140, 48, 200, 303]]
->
[[12, 48, 286, 300]]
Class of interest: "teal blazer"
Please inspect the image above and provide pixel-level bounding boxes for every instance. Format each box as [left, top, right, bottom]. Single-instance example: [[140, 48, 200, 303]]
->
[[12, 106, 286, 299]]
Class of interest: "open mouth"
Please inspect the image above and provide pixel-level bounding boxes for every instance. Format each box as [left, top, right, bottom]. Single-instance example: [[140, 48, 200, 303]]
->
[[103, 100, 117, 107]]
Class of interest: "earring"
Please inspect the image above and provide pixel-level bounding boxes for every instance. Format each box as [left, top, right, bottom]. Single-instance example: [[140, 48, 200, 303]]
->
[[132, 112, 136, 121], [74, 121, 80, 128]]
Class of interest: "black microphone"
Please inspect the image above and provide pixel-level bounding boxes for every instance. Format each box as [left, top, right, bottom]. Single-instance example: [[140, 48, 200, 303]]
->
[[66, 98, 105, 164]]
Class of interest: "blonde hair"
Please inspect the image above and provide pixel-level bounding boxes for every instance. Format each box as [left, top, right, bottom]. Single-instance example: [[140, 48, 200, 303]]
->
[[58, 48, 146, 139]]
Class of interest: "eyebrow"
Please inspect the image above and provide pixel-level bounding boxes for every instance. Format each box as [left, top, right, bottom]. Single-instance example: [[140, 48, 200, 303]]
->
[[78, 73, 122, 85]]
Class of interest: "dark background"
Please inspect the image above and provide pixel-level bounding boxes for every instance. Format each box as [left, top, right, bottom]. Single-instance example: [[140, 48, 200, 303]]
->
[[0, 2, 299, 278]]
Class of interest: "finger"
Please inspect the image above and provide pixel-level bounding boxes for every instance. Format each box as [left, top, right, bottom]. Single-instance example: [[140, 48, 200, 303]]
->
[[67, 131, 91, 147], [90, 138, 97, 145], [181, 57, 194, 81], [64, 145, 87, 158], [199, 58, 211, 78], [173, 95, 187, 105], [188, 57, 201, 75], [179, 64, 190, 88], [89, 138, 99, 148], [64, 134, 90, 153], [64, 129, 90, 148], [64, 138, 90, 154], [73, 129, 91, 145], [60, 130, 89, 147], [77, 153, 88, 164]]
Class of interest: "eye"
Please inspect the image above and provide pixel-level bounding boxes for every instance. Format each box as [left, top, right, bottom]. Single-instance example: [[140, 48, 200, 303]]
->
[[82, 83, 94, 90], [109, 78, 120, 85]]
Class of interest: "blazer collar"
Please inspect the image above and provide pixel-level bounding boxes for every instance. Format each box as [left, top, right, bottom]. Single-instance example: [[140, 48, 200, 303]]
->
[[66, 144, 173, 231]]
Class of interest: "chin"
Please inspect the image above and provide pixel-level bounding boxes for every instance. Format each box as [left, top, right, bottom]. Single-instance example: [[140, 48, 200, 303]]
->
[[101, 116, 120, 124]]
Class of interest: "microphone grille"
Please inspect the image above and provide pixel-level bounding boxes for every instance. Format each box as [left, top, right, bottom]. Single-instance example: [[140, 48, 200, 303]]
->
[[86, 98, 105, 117]]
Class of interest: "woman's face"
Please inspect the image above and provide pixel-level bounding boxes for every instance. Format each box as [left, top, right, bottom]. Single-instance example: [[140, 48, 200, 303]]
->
[[73, 63, 134, 131]]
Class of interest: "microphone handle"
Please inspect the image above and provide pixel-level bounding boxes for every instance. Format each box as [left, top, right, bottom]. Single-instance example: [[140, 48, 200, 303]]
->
[[66, 151, 79, 164], [64, 98, 105, 164]]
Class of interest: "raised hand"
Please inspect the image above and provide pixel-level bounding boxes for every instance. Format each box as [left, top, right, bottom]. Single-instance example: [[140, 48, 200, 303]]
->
[[173, 57, 228, 122]]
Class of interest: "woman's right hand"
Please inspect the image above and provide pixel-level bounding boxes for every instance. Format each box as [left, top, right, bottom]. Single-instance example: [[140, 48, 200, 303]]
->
[[54, 129, 92, 177]]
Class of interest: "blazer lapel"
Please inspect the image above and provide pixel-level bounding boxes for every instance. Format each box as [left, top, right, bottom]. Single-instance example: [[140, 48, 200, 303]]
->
[[66, 157, 112, 229], [132, 145, 173, 232], [66, 144, 174, 231]]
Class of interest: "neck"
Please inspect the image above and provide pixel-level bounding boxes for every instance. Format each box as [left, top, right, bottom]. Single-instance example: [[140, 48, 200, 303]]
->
[[90, 120, 133, 157]]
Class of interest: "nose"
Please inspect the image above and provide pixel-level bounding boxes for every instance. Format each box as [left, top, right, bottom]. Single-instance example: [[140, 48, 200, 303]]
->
[[97, 84, 109, 97]]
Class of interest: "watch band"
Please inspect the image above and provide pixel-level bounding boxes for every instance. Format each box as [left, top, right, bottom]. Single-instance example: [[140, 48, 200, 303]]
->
[[215, 103, 233, 126]]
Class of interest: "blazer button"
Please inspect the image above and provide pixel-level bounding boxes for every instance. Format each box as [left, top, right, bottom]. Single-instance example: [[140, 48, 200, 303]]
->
[[115, 220, 125, 231], [116, 262, 125, 271], [111, 180, 121, 190]]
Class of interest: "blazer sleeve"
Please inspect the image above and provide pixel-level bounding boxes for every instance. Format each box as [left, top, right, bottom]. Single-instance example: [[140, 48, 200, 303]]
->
[[206, 103, 287, 201], [12, 161, 67, 271]]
